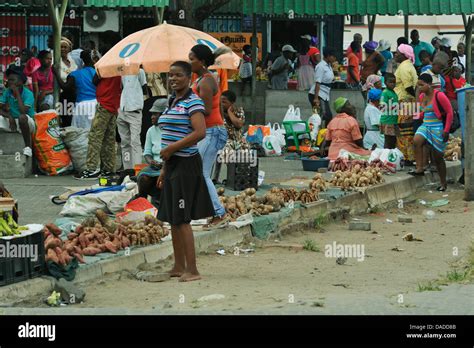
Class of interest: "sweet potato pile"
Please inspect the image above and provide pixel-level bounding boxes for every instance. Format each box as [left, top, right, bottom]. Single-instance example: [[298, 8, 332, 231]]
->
[[444, 137, 462, 161], [43, 211, 169, 265], [330, 166, 384, 190]]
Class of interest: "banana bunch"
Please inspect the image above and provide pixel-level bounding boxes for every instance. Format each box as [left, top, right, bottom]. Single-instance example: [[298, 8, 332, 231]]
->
[[0, 212, 27, 236]]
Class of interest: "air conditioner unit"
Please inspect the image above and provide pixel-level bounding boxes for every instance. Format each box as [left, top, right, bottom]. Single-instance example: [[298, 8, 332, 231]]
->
[[83, 10, 119, 32]]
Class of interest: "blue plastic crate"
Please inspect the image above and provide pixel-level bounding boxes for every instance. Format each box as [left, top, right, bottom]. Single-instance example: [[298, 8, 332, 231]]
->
[[301, 157, 330, 171]]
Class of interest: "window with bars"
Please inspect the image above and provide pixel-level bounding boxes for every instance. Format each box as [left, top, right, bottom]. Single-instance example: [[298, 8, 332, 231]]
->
[[350, 15, 365, 25]]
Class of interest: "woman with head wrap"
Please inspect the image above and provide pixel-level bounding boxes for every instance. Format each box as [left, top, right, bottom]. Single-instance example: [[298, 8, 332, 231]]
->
[[323, 97, 371, 160], [52, 36, 77, 127], [393, 44, 418, 165], [409, 73, 452, 192], [360, 41, 385, 84], [363, 88, 385, 150], [362, 74, 382, 92]]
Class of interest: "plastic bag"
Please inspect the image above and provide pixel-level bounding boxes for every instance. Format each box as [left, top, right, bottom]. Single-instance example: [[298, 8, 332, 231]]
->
[[247, 125, 271, 146], [308, 112, 322, 141], [262, 135, 282, 156], [270, 123, 286, 146], [61, 127, 89, 173], [369, 148, 404, 172], [283, 104, 302, 122], [33, 110, 73, 175], [116, 197, 158, 222]]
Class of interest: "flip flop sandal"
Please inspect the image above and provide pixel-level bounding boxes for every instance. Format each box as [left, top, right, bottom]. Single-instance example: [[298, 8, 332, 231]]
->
[[408, 170, 425, 176], [436, 186, 447, 192]]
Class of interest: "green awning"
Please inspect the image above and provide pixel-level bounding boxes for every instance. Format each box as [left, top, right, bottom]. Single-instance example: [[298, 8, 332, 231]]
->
[[0, 0, 84, 6], [85, 0, 168, 7], [242, 0, 474, 16]]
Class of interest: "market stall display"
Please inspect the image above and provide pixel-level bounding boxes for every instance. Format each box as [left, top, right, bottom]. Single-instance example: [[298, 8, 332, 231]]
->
[[0, 211, 26, 236], [217, 184, 324, 220], [43, 211, 169, 266]]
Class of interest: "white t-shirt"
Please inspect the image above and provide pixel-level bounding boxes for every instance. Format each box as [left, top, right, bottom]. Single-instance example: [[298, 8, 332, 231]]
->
[[309, 60, 334, 101], [363, 103, 385, 149], [120, 69, 147, 112]]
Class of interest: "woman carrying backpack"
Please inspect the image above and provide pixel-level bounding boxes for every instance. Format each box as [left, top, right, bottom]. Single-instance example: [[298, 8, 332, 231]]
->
[[408, 74, 453, 192]]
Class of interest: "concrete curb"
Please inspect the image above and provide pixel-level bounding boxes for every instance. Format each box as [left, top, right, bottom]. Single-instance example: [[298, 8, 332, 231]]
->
[[0, 163, 461, 305]]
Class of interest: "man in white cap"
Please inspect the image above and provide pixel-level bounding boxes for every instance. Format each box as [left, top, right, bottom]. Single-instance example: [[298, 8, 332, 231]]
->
[[377, 39, 393, 76], [270, 44, 296, 90]]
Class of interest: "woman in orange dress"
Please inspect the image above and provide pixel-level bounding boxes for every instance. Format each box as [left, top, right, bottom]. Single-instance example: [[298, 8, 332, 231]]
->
[[324, 97, 371, 161]]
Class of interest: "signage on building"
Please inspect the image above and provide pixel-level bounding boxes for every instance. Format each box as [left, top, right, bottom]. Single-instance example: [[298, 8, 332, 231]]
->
[[209, 33, 263, 60], [0, 15, 27, 74]]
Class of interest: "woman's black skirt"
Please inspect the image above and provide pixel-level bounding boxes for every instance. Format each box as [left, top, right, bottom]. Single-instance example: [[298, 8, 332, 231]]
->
[[158, 154, 214, 225]]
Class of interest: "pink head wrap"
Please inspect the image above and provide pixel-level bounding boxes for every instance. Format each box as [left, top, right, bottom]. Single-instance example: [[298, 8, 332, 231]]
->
[[362, 74, 382, 92], [398, 44, 415, 64]]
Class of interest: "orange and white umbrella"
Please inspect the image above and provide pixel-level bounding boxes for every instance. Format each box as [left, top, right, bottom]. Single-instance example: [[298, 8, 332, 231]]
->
[[95, 22, 240, 77]]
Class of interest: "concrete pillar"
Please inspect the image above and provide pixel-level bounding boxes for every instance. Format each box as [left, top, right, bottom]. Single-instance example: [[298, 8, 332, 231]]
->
[[465, 90, 474, 201]]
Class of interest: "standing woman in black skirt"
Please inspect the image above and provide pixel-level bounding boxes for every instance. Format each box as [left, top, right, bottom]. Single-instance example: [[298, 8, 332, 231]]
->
[[157, 61, 214, 282]]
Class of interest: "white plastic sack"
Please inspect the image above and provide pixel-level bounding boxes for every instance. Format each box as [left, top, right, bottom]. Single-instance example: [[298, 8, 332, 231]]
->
[[61, 127, 89, 173], [262, 135, 282, 156], [270, 123, 286, 146], [308, 113, 322, 141], [60, 190, 135, 217], [369, 148, 404, 172]]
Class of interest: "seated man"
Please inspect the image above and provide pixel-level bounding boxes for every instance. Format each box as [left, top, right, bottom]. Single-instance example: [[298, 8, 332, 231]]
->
[[0, 67, 36, 157], [363, 88, 385, 150], [134, 98, 167, 207], [324, 97, 371, 160]]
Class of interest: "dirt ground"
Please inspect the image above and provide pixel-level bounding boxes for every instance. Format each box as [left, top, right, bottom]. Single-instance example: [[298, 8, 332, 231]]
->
[[20, 185, 474, 312]]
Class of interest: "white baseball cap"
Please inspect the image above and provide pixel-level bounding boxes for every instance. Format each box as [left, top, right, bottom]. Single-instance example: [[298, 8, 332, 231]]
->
[[282, 44, 297, 53]]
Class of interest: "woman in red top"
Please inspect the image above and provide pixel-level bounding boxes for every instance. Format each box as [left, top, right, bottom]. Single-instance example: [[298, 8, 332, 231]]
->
[[189, 44, 230, 225], [301, 35, 321, 65], [32, 50, 54, 111]]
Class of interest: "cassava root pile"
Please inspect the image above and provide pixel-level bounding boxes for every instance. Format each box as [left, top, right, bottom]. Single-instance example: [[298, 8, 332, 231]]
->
[[330, 166, 384, 190], [218, 185, 321, 220], [309, 173, 328, 191]]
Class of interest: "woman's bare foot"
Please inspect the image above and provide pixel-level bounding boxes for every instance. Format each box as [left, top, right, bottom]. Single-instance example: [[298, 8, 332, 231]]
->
[[179, 272, 201, 282], [168, 268, 185, 277]]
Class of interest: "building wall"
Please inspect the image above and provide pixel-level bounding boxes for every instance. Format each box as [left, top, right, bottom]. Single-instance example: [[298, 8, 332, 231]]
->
[[344, 14, 466, 50]]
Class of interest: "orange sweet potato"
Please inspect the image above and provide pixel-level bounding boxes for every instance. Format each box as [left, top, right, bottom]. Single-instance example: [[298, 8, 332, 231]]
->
[[121, 236, 130, 248], [45, 237, 62, 251], [46, 249, 59, 263], [45, 223, 62, 237], [74, 246, 83, 255], [62, 250, 72, 265], [104, 241, 117, 254], [78, 234, 87, 249], [73, 252, 85, 263], [67, 232, 78, 240], [55, 247, 65, 265], [82, 247, 101, 256]]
